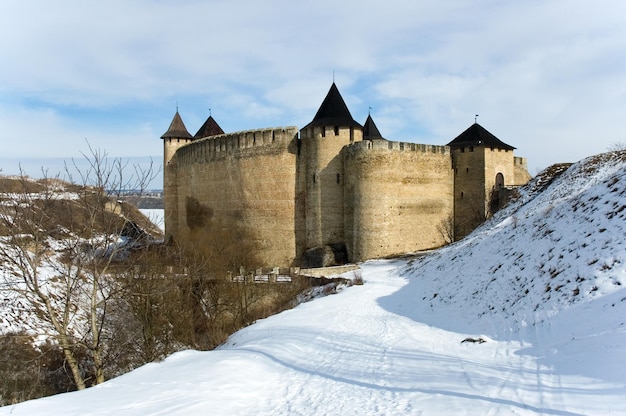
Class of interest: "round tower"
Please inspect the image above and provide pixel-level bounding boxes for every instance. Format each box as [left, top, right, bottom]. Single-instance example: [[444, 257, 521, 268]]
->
[[160, 111, 193, 244], [300, 83, 363, 260]]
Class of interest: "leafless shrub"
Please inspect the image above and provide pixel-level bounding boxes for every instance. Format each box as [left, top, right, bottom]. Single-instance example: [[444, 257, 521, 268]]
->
[[351, 270, 364, 285], [437, 215, 455, 245], [607, 141, 626, 152]]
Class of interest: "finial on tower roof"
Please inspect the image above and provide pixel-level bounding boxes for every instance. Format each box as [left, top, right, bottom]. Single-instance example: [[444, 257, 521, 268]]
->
[[475, 114, 479, 124]]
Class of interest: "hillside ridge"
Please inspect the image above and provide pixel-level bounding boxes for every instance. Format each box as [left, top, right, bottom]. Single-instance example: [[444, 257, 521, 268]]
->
[[395, 150, 626, 338]]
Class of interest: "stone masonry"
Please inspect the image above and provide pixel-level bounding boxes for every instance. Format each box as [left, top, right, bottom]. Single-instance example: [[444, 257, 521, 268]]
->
[[161, 83, 531, 267]]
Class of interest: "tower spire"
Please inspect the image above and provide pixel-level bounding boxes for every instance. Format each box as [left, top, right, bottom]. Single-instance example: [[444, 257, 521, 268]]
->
[[161, 111, 192, 139], [302, 83, 361, 129]]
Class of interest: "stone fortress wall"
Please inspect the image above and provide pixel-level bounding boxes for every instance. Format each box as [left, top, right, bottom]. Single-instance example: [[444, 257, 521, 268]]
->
[[165, 127, 303, 267], [166, 125, 457, 266], [162, 83, 531, 268], [343, 140, 453, 261]]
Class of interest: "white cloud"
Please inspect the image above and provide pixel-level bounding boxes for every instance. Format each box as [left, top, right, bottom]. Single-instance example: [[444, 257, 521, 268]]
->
[[1, 0, 626, 178]]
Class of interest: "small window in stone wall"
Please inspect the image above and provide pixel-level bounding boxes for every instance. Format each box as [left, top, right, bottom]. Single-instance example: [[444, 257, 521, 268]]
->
[[321, 128, 326, 138], [336, 173, 341, 184], [334, 126, 339, 135], [469, 146, 474, 152], [460, 147, 465, 153], [313, 174, 316, 184], [461, 191, 464, 199], [466, 167, 469, 173]]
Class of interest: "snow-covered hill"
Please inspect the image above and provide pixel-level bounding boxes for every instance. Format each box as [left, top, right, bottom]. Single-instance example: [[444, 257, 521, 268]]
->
[[2, 152, 626, 415]]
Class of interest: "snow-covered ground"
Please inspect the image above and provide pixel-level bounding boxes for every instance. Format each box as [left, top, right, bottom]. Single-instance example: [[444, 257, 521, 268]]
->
[[2, 151, 626, 415]]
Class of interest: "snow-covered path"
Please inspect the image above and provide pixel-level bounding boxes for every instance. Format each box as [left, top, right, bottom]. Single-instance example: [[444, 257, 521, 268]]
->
[[3, 259, 622, 415]]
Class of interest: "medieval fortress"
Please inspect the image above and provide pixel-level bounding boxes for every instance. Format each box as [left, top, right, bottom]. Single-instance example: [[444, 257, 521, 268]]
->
[[161, 83, 531, 268]]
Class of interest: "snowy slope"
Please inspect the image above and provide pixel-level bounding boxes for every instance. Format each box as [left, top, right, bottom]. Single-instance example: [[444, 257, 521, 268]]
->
[[2, 152, 626, 415]]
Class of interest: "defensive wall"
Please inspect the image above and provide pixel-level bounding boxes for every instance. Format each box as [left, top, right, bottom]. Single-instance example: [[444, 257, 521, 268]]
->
[[164, 123, 530, 267], [514, 156, 531, 184], [161, 81, 532, 269], [165, 125, 461, 266], [344, 140, 453, 261], [166, 126, 303, 267]]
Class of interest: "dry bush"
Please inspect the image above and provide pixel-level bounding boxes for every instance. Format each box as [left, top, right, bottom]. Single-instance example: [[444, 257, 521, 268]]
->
[[0, 334, 92, 405], [436, 215, 454, 245], [117, 230, 311, 358], [351, 270, 364, 285]]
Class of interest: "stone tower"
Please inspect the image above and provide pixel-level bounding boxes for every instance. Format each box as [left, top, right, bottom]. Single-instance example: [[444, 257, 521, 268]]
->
[[448, 122, 519, 238], [160, 111, 193, 242], [299, 83, 363, 259], [161, 111, 193, 166]]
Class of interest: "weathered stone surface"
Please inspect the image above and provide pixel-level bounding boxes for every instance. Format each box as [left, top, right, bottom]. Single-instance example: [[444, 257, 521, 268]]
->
[[161, 103, 531, 267]]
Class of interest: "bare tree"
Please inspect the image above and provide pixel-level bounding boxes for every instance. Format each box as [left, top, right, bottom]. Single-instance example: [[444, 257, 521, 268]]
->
[[0, 147, 157, 390], [436, 214, 455, 245]]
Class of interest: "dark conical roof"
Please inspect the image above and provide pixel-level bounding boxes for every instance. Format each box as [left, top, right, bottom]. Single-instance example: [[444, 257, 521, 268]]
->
[[363, 114, 386, 140], [447, 123, 515, 150], [194, 115, 225, 139], [302, 83, 362, 130], [161, 111, 192, 139]]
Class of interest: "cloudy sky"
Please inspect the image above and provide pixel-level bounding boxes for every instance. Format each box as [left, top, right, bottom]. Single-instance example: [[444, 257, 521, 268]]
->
[[1, 0, 625, 185]]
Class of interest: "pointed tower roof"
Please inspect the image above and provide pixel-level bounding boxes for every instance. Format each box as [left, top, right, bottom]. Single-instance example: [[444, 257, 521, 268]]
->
[[302, 83, 362, 130], [160, 111, 192, 139], [447, 123, 515, 150], [194, 114, 225, 139], [363, 114, 386, 140]]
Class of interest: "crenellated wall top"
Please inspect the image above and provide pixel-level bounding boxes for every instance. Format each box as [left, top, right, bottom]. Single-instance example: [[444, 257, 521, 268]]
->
[[344, 139, 450, 158], [195, 126, 298, 142], [173, 126, 299, 164]]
